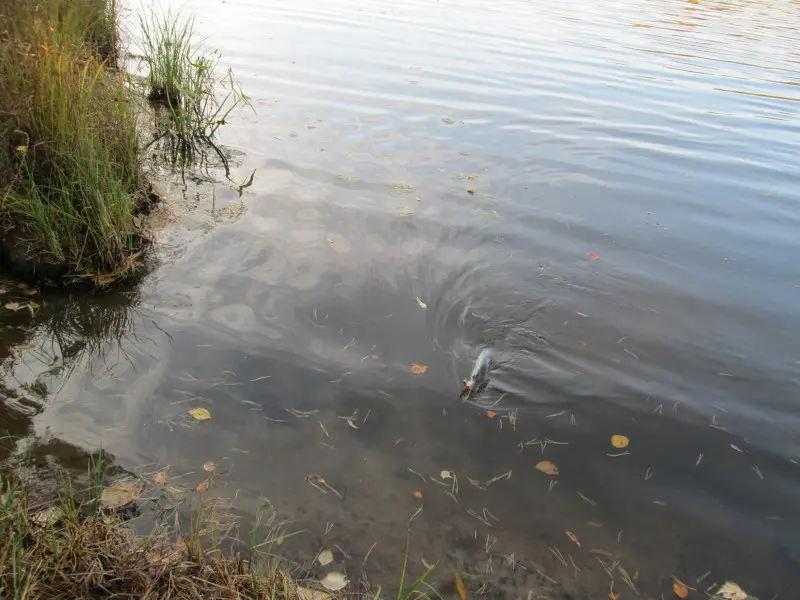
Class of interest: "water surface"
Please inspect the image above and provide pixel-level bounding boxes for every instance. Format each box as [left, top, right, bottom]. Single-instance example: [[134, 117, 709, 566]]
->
[[2, 0, 800, 597]]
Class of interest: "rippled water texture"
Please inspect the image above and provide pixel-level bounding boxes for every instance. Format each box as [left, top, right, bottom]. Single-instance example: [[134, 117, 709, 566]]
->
[[2, 0, 800, 597]]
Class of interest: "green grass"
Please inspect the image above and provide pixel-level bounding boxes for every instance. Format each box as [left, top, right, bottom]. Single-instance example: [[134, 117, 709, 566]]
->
[[0, 0, 149, 283], [138, 7, 251, 166]]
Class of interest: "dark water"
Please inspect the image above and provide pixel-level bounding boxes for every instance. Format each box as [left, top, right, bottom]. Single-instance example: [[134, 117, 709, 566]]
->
[[3, 0, 800, 597]]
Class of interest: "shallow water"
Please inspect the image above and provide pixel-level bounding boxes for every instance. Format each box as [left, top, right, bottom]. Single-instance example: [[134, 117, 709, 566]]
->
[[3, 0, 800, 596]]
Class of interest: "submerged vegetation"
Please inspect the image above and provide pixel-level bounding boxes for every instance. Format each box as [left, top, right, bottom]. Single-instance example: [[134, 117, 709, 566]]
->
[[0, 0, 249, 285]]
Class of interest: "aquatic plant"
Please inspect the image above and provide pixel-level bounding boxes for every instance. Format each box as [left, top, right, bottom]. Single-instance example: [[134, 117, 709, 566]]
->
[[138, 7, 251, 166]]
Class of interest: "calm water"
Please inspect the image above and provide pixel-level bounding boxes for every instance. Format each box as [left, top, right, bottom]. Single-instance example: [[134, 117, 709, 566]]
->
[[2, 0, 800, 597]]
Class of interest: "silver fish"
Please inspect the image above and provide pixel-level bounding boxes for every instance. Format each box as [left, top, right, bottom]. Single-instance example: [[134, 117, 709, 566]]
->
[[460, 348, 494, 399]]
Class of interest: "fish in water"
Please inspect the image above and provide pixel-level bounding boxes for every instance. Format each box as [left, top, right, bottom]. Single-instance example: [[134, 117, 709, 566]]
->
[[460, 348, 495, 400]]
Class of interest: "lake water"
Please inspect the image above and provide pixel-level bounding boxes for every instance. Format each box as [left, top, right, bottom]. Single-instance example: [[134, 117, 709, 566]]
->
[[2, 0, 800, 597]]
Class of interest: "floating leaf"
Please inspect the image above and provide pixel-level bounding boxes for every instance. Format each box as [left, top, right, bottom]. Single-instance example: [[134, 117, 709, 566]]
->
[[412, 490, 423, 499], [153, 471, 168, 486], [22, 288, 38, 296], [466, 188, 475, 195], [101, 479, 144, 510], [410, 363, 429, 375], [318, 549, 334, 566], [486, 411, 497, 418], [195, 479, 211, 492], [535, 461, 559, 476], [416, 296, 428, 309], [566, 530, 581, 547], [189, 407, 211, 421], [609, 593, 620, 600], [203, 462, 216, 472], [471, 312, 482, 319], [440, 470, 453, 480], [441, 117, 457, 124], [4, 302, 23, 312], [370, 354, 379, 359], [320, 571, 348, 591], [456, 573, 467, 600], [586, 253, 600, 260], [673, 581, 689, 598], [611, 435, 630, 449]]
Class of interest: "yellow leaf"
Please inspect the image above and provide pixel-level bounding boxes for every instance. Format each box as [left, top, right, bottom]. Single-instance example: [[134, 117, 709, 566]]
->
[[203, 462, 216, 472], [486, 411, 497, 418], [609, 593, 620, 600], [466, 189, 475, 195], [410, 363, 429, 375], [535, 461, 559, 476], [153, 471, 167, 486], [611, 435, 629, 449], [189, 408, 211, 421], [471, 312, 482, 319], [566, 530, 581, 547], [673, 581, 689, 598], [412, 490, 423, 499], [455, 573, 467, 600], [195, 479, 211, 492], [416, 296, 428, 309]]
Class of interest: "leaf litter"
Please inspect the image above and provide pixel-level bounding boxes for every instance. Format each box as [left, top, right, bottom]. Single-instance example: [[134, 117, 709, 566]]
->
[[100, 478, 144, 510], [319, 571, 348, 591], [317, 549, 334, 566]]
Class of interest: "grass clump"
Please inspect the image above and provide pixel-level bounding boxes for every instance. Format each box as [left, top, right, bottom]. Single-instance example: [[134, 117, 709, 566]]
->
[[0, 0, 150, 283], [139, 8, 251, 164], [0, 469, 339, 600]]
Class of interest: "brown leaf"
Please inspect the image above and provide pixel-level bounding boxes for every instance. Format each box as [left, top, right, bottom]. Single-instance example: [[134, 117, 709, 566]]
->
[[566, 530, 581, 547], [22, 288, 38, 296], [101, 479, 144, 510], [535, 461, 559, 476], [410, 363, 428, 375], [466, 188, 475, 195], [609, 593, 620, 600], [370, 354, 379, 359], [673, 581, 689, 598], [611, 435, 630, 449], [486, 411, 497, 418], [195, 479, 211, 492], [456, 573, 467, 600], [153, 470, 167, 486], [412, 490, 423, 499]]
